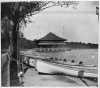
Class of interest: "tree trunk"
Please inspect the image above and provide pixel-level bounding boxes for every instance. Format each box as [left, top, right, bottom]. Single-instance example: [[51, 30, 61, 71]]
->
[[10, 21, 20, 86]]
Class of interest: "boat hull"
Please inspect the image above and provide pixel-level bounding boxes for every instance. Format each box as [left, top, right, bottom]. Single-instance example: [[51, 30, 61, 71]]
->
[[36, 60, 97, 78]]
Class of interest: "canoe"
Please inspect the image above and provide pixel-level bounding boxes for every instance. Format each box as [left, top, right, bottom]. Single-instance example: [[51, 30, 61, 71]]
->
[[54, 62, 97, 70], [36, 60, 97, 79]]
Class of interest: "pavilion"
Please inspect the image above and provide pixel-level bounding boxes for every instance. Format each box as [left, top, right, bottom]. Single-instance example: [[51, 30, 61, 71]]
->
[[36, 32, 67, 52]]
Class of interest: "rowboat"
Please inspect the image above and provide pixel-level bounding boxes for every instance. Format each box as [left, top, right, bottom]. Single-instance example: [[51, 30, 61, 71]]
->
[[36, 60, 97, 79]]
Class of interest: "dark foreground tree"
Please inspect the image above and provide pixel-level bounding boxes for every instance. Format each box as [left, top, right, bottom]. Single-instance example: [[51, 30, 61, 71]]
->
[[1, 1, 79, 86]]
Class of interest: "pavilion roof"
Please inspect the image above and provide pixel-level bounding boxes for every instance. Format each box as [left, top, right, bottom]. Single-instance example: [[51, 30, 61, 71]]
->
[[38, 32, 66, 41]]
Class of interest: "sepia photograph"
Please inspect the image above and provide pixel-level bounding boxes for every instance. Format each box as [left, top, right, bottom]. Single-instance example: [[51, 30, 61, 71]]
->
[[1, 0, 99, 87]]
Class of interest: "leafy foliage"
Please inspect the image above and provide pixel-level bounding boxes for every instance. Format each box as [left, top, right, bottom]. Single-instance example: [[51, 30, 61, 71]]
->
[[1, 1, 79, 30], [1, 1, 45, 50]]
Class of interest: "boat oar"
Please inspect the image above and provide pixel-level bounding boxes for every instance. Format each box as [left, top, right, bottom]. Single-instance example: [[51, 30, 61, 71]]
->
[[80, 78, 89, 86]]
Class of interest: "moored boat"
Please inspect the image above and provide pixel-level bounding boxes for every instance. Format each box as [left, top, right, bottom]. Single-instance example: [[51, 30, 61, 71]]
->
[[36, 60, 97, 79], [55, 62, 97, 70]]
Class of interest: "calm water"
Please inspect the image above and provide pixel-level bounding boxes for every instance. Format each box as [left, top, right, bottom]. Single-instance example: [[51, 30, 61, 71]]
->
[[38, 49, 98, 66]]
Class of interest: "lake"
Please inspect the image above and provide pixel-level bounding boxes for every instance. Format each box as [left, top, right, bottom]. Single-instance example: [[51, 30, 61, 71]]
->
[[37, 49, 98, 66]]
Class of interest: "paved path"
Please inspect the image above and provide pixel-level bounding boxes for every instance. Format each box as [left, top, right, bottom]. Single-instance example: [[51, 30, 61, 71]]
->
[[23, 68, 88, 87]]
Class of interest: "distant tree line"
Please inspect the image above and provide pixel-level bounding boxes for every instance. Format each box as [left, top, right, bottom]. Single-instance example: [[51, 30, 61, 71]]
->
[[18, 38, 38, 49], [17, 39, 99, 49], [2, 37, 98, 50], [65, 42, 98, 49]]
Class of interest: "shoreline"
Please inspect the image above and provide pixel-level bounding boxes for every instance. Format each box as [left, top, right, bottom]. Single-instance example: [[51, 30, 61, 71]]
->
[[23, 68, 98, 87]]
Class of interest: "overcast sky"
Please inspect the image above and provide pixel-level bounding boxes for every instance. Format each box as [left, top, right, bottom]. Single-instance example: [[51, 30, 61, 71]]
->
[[22, 1, 99, 43]]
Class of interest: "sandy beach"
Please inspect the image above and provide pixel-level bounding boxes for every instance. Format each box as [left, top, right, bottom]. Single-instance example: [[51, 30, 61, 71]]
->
[[23, 68, 97, 87]]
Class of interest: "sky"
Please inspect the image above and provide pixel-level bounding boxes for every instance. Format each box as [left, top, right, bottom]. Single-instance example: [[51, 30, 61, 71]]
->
[[22, 1, 99, 43]]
